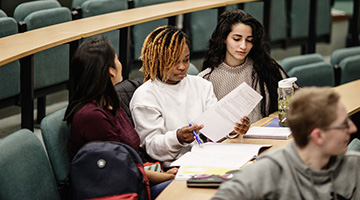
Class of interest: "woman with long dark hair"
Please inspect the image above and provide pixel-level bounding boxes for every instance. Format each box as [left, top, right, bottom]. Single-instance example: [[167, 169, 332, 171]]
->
[[199, 9, 294, 123]]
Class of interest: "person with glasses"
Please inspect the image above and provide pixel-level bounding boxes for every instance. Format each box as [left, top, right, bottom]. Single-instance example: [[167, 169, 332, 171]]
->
[[213, 87, 359, 200]]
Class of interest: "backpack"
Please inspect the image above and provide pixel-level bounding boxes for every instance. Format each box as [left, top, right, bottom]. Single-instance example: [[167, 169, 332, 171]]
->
[[70, 141, 151, 200]]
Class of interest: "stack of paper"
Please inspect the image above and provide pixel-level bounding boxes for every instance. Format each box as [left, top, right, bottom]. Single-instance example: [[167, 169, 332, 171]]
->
[[244, 127, 292, 139]]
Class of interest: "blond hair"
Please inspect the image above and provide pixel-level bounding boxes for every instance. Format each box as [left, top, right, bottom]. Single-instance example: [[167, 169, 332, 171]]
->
[[287, 87, 340, 148], [140, 25, 189, 82]]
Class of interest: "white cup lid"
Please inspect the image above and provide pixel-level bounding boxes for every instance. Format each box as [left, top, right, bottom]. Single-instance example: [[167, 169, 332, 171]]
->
[[278, 77, 297, 88]]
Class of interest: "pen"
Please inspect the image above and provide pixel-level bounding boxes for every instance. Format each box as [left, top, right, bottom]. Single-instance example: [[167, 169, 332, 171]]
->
[[188, 122, 202, 146]]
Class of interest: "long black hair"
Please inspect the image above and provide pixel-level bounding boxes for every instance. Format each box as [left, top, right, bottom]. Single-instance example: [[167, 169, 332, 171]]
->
[[64, 36, 120, 124], [202, 9, 286, 117]]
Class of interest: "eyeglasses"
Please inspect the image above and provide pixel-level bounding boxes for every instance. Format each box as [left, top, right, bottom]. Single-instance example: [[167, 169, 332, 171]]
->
[[321, 118, 351, 131]]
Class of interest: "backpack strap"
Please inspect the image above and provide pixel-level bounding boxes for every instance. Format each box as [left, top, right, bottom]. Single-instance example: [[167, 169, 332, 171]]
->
[[119, 142, 151, 200], [136, 163, 151, 200]]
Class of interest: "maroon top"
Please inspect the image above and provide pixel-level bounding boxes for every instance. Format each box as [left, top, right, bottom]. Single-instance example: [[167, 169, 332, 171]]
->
[[69, 102, 140, 159]]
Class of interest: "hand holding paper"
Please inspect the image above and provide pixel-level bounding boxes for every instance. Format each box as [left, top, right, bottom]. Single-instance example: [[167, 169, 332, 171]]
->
[[191, 83, 263, 142]]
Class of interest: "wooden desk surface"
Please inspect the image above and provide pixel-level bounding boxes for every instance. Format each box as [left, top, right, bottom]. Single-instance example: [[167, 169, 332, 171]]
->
[[157, 113, 292, 200], [158, 80, 360, 199], [333, 79, 360, 116], [0, 0, 220, 66], [75, 0, 227, 38], [0, 24, 82, 66]]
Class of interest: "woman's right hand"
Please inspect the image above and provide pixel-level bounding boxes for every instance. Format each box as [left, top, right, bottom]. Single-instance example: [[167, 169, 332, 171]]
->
[[176, 124, 203, 144]]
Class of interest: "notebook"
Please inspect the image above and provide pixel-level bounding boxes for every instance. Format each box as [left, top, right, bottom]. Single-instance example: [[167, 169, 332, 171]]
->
[[258, 116, 281, 127], [244, 127, 292, 139], [171, 142, 272, 180], [186, 174, 234, 188]]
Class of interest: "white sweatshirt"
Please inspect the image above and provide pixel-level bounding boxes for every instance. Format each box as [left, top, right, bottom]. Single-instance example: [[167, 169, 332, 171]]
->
[[130, 75, 217, 167]]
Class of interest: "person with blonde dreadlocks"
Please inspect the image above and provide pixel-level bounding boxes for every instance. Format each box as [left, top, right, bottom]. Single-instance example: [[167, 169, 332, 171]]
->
[[130, 25, 250, 168]]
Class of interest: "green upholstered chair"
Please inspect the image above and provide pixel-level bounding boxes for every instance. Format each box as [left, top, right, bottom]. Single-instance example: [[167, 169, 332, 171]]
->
[[13, 0, 72, 123], [243, 0, 287, 48], [185, 9, 218, 54], [72, 0, 89, 9], [183, 5, 237, 55], [131, 0, 176, 61], [40, 107, 71, 200], [330, 46, 360, 66], [330, 46, 360, 84], [280, 53, 324, 72], [288, 0, 332, 52], [281, 53, 335, 87], [71, 0, 128, 55], [0, 9, 20, 110], [337, 54, 360, 84], [0, 129, 61, 200]]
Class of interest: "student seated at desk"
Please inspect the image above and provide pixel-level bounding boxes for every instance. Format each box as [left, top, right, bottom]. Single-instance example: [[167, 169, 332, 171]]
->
[[213, 87, 360, 200], [130, 25, 250, 168], [198, 9, 296, 123], [64, 36, 177, 200]]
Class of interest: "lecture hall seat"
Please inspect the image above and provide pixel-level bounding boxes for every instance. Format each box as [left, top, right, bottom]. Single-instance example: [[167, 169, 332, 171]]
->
[[130, 0, 176, 61], [287, 0, 332, 53], [280, 53, 335, 87], [71, 0, 128, 55], [13, 0, 72, 124], [0, 9, 20, 111], [0, 129, 61, 200], [243, 0, 287, 49], [183, 8, 218, 54], [41, 107, 72, 200], [330, 46, 360, 84]]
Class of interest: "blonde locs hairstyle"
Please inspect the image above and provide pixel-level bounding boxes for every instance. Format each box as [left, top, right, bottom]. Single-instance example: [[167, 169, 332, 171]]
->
[[140, 25, 189, 82]]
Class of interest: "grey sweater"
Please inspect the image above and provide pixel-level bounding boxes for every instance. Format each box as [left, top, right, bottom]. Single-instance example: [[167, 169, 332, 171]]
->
[[213, 142, 360, 200]]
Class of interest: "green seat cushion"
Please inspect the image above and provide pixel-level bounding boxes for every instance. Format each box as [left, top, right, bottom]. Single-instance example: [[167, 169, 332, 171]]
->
[[0, 129, 61, 199], [13, 0, 61, 22], [339, 54, 360, 84], [330, 46, 360, 66], [287, 61, 335, 87], [280, 53, 324, 73]]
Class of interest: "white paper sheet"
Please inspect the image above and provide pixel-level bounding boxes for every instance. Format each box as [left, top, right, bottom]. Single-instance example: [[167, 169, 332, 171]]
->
[[191, 82, 263, 142], [244, 127, 292, 139], [170, 142, 272, 169]]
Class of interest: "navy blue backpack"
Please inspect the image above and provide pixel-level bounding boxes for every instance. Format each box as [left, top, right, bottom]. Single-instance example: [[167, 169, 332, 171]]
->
[[70, 141, 151, 200]]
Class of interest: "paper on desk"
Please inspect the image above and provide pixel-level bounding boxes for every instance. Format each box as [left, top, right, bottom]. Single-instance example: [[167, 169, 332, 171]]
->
[[174, 165, 235, 181], [191, 82, 263, 142], [170, 142, 272, 169]]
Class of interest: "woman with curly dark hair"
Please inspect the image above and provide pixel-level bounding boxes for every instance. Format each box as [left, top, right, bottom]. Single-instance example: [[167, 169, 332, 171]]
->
[[199, 9, 294, 123]]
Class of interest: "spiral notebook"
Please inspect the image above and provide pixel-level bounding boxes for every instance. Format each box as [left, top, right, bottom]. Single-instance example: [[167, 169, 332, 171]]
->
[[244, 127, 292, 139]]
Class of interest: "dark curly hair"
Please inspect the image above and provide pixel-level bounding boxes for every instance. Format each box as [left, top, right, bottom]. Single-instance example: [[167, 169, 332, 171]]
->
[[202, 9, 287, 117]]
